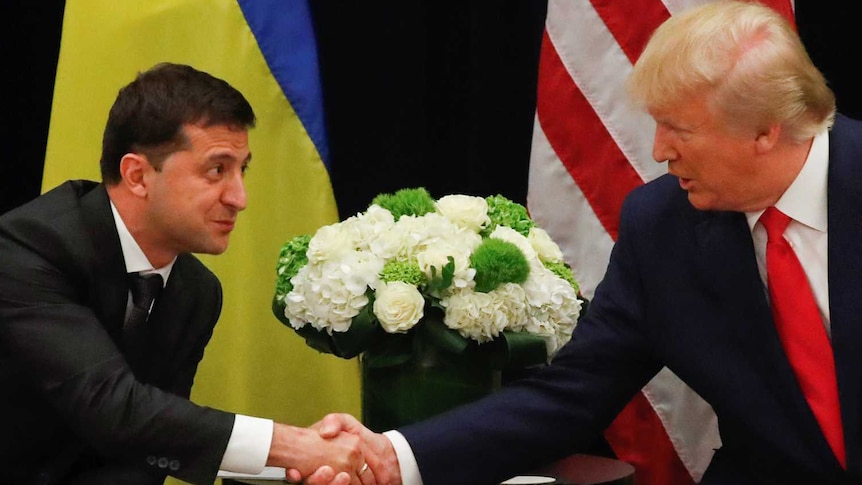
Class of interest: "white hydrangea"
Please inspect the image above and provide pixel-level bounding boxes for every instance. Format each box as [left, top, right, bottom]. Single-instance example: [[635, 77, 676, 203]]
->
[[521, 265, 582, 355], [441, 290, 506, 343], [441, 283, 528, 343], [346, 205, 398, 256], [284, 249, 385, 334]]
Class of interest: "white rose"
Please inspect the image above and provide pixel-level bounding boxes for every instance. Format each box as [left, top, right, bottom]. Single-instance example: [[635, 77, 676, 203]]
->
[[373, 281, 425, 333], [489, 225, 538, 262], [528, 227, 564, 263], [435, 194, 490, 232]]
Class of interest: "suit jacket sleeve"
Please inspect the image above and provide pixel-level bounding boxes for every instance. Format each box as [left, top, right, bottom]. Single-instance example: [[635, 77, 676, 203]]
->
[[397, 184, 666, 485]]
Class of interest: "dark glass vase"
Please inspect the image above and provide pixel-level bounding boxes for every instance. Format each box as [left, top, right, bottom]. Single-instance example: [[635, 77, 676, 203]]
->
[[360, 333, 501, 432]]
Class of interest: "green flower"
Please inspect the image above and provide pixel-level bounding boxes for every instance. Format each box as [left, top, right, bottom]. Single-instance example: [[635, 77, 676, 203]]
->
[[380, 259, 426, 286], [371, 187, 436, 220], [544, 260, 579, 294], [484, 195, 535, 237], [274, 234, 311, 298], [470, 238, 530, 293]]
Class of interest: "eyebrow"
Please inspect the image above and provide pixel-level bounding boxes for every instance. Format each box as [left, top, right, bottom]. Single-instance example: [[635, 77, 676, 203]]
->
[[208, 151, 252, 163]]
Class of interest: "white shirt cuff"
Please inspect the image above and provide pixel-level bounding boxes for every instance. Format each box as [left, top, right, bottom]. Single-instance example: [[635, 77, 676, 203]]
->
[[383, 430, 424, 485], [219, 415, 274, 474]]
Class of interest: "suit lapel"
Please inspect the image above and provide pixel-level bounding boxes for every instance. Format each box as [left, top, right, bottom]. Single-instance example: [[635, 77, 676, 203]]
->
[[80, 184, 128, 342], [141, 257, 215, 387], [694, 211, 795, 383], [825, 115, 862, 469], [694, 208, 835, 457]]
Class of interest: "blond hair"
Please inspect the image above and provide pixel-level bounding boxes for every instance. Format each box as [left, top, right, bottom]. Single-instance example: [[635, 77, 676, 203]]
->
[[626, 0, 835, 140]]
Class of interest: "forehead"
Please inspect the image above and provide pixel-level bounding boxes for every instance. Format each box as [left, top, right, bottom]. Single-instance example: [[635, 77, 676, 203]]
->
[[649, 92, 714, 127], [182, 123, 250, 156]]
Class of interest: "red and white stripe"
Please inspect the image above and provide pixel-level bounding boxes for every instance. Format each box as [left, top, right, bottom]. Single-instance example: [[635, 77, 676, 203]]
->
[[527, 1, 795, 483]]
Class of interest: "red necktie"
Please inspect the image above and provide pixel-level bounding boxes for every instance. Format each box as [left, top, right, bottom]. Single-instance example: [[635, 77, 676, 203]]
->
[[761, 207, 845, 467]]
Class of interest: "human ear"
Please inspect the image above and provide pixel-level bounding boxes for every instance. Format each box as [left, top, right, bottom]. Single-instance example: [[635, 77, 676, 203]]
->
[[118, 153, 150, 197], [754, 124, 781, 154]]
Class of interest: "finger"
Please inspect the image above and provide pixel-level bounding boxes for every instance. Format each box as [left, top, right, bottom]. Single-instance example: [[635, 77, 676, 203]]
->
[[358, 463, 377, 485], [318, 413, 350, 438], [303, 465, 336, 485], [331, 471, 351, 485], [284, 468, 303, 483]]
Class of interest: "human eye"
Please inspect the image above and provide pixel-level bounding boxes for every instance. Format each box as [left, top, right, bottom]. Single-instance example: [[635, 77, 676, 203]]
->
[[206, 163, 224, 179]]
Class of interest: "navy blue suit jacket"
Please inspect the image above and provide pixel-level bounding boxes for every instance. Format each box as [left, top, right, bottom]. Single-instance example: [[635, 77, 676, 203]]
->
[[399, 115, 862, 485], [0, 181, 234, 485]]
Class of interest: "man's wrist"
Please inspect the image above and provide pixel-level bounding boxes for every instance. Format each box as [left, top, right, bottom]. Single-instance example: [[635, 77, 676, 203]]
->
[[220, 415, 273, 473], [383, 430, 423, 485]]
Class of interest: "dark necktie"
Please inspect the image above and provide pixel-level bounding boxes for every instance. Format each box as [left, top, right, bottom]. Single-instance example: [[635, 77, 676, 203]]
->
[[760, 207, 845, 467], [125, 273, 164, 367]]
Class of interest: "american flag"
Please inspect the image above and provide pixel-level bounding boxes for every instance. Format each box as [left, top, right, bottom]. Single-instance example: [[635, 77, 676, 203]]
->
[[526, 1, 795, 483]]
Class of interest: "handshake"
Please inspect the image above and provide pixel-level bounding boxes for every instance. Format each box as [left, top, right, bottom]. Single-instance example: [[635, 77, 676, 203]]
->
[[271, 413, 403, 485]]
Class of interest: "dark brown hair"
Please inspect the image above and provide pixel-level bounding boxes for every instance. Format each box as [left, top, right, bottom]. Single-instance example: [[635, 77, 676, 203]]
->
[[100, 62, 256, 184]]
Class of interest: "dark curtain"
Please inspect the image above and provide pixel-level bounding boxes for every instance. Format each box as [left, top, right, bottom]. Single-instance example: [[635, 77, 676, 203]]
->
[[310, 1, 547, 218], [2, 1, 859, 219]]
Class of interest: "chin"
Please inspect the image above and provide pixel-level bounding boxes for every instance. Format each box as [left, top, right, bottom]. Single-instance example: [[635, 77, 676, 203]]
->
[[194, 240, 230, 255], [686, 194, 715, 211]]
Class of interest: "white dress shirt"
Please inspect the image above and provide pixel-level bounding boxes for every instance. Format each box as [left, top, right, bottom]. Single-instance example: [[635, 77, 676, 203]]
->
[[386, 130, 832, 485], [745, 130, 830, 334], [110, 202, 272, 474]]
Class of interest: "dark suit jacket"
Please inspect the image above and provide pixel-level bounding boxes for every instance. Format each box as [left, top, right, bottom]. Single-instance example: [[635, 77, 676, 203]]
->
[[399, 115, 862, 485], [0, 181, 235, 485]]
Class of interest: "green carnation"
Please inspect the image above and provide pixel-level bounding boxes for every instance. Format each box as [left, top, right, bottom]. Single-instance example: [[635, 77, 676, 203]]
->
[[544, 260, 579, 293], [371, 187, 436, 220], [380, 259, 426, 286], [470, 238, 530, 293], [484, 195, 535, 237], [274, 234, 311, 298]]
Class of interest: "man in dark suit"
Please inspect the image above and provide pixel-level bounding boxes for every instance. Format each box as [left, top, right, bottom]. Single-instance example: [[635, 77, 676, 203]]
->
[[308, 2, 862, 484], [0, 63, 366, 485]]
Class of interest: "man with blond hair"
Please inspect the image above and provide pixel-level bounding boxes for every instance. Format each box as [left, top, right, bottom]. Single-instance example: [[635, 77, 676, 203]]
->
[[307, 2, 862, 484]]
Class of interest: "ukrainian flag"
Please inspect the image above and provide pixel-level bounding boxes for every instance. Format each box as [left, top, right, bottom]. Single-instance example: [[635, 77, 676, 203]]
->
[[43, 2, 359, 480]]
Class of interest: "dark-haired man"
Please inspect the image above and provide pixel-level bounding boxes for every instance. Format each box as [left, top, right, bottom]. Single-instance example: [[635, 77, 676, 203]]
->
[[0, 63, 365, 485]]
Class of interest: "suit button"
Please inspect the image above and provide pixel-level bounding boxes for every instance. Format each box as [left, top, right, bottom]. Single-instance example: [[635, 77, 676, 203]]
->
[[157, 457, 169, 469], [169, 459, 180, 471], [147, 455, 157, 466]]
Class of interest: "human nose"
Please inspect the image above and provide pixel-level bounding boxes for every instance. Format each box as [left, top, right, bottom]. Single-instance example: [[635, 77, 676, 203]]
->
[[652, 124, 678, 164], [222, 170, 247, 211]]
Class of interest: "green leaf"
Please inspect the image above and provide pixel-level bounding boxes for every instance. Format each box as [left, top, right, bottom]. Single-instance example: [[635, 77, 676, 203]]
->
[[427, 256, 455, 294], [362, 333, 413, 368], [296, 325, 339, 355], [483, 330, 549, 370], [331, 304, 384, 358], [418, 308, 470, 355]]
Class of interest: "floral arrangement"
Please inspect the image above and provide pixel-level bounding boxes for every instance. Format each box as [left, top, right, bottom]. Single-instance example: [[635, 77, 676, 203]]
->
[[272, 188, 583, 369]]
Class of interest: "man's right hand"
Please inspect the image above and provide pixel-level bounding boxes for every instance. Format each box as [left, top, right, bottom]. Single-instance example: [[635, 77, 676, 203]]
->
[[267, 422, 366, 484], [302, 413, 403, 485]]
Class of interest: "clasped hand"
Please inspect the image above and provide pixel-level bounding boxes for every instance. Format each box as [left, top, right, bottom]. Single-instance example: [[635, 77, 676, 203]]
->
[[282, 414, 402, 485]]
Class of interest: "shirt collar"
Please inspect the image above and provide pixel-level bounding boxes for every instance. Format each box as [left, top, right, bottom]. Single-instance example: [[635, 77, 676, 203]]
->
[[745, 130, 829, 232], [110, 201, 175, 284]]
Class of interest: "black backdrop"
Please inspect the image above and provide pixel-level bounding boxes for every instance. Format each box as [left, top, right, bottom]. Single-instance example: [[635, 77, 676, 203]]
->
[[3, 1, 859, 219]]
